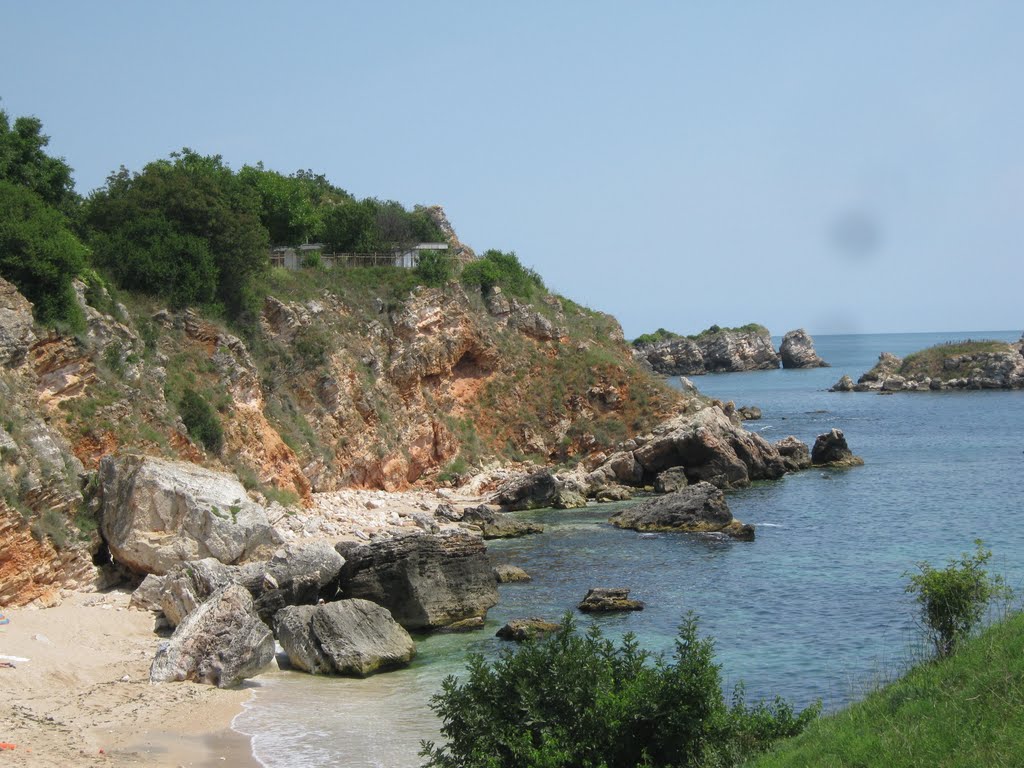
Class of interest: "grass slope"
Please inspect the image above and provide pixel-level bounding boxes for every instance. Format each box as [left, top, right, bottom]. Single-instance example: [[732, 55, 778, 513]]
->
[[747, 612, 1024, 768]]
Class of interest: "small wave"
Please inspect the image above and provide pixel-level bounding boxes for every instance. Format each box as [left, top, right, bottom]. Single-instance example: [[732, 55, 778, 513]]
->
[[758, 523, 783, 527]]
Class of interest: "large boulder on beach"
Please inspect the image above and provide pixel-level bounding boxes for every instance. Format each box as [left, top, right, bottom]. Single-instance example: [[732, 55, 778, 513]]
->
[[335, 531, 499, 631], [609, 481, 754, 540], [275, 599, 415, 677], [811, 428, 864, 468], [150, 584, 274, 688], [460, 504, 544, 539], [100, 454, 280, 575], [492, 470, 558, 510], [779, 329, 829, 369], [148, 541, 345, 627]]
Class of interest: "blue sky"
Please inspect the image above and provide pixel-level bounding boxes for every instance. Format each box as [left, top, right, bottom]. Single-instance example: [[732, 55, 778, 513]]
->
[[3, 2, 1022, 337]]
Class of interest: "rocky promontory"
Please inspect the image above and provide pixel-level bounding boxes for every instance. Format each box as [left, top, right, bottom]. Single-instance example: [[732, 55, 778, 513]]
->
[[832, 339, 1024, 392], [634, 324, 829, 375], [779, 329, 830, 369]]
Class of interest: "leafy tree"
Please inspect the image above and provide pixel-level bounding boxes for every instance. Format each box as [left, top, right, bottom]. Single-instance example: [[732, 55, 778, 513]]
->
[[85, 149, 268, 318], [0, 108, 78, 216], [321, 200, 376, 252], [905, 541, 1010, 658], [237, 163, 351, 245], [421, 614, 817, 768], [415, 250, 454, 287], [0, 180, 86, 329]]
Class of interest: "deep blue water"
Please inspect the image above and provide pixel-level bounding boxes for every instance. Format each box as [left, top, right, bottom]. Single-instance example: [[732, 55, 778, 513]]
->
[[236, 330, 1024, 768]]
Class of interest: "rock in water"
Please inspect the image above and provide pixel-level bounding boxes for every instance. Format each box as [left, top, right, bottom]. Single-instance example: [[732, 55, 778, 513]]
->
[[335, 531, 499, 631], [654, 467, 689, 494], [578, 588, 645, 612], [496, 618, 561, 641], [493, 564, 532, 583], [460, 505, 544, 539], [773, 436, 812, 472], [275, 599, 415, 677], [100, 454, 280, 575], [811, 428, 865, 468], [609, 481, 754, 540], [830, 375, 855, 392], [150, 584, 274, 688], [779, 329, 830, 369]]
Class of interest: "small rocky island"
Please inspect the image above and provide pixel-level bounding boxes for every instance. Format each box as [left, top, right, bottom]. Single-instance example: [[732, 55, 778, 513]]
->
[[832, 337, 1024, 392], [633, 324, 828, 375]]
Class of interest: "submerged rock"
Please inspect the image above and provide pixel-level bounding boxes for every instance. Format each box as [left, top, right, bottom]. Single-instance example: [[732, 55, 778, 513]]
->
[[496, 618, 561, 641], [578, 588, 645, 613], [493, 564, 532, 583], [150, 584, 274, 688], [275, 599, 415, 677]]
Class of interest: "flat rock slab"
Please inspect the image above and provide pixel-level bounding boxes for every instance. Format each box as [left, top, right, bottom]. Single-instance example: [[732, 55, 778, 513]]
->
[[578, 587, 645, 613], [608, 481, 753, 540], [496, 618, 561, 641]]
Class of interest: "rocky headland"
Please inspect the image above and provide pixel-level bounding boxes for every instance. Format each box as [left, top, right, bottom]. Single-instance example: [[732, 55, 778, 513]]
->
[[634, 324, 829, 375], [0, 235, 862, 763], [832, 337, 1024, 393]]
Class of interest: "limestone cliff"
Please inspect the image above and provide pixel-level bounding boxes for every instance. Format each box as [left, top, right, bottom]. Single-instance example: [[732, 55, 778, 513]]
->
[[0, 263, 681, 604], [634, 324, 780, 375]]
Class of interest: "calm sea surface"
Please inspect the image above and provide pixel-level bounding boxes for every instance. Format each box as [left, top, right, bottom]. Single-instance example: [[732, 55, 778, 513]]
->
[[234, 330, 1024, 768]]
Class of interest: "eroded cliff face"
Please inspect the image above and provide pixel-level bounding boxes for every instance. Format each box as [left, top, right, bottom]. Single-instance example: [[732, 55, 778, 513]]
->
[[635, 326, 780, 375], [0, 271, 680, 604]]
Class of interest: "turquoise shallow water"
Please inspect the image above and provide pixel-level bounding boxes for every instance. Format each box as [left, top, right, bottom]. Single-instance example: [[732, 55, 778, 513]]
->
[[235, 330, 1024, 768]]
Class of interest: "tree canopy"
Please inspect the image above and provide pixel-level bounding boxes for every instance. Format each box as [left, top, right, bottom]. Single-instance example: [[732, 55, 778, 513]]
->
[[84, 149, 269, 317]]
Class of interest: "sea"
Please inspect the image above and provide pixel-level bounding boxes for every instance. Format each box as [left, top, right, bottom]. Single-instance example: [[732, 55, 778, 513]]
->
[[233, 330, 1024, 768]]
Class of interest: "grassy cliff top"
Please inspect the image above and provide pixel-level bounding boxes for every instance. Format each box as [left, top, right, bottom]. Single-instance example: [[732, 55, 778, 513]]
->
[[747, 611, 1024, 768], [899, 339, 1016, 381]]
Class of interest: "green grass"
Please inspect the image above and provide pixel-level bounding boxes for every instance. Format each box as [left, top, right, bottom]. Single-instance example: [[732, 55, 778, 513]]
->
[[899, 340, 1014, 381], [746, 611, 1024, 768], [689, 323, 770, 340]]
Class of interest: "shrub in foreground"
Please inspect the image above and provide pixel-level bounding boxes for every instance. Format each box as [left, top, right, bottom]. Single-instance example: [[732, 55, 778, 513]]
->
[[420, 614, 818, 768], [905, 540, 1010, 658]]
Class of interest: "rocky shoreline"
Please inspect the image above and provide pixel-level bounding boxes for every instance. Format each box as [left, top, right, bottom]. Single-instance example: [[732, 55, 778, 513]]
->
[[832, 336, 1024, 393]]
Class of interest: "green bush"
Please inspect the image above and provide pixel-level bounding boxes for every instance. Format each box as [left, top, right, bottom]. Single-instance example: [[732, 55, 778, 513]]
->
[[178, 388, 224, 454], [905, 541, 1010, 658], [460, 249, 545, 301], [420, 614, 818, 768], [632, 328, 682, 347], [415, 250, 454, 287], [0, 180, 87, 330]]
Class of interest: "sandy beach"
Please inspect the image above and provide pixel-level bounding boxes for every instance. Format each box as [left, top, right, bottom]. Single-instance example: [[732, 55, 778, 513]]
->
[[0, 588, 258, 767], [0, 485, 496, 767]]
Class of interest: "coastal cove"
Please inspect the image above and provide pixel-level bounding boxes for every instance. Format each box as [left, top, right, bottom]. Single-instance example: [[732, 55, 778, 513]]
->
[[234, 330, 1024, 768]]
